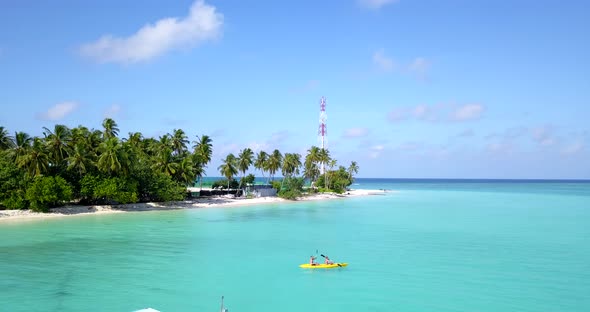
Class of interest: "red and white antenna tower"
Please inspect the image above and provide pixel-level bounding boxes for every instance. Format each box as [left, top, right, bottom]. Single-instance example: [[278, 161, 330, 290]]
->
[[318, 96, 327, 173]]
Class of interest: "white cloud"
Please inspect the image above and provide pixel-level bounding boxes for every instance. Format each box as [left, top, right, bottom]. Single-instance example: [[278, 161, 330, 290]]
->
[[369, 144, 385, 159], [531, 126, 556, 147], [452, 104, 484, 121], [38, 101, 79, 121], [387, 104, 441, 122], [343, 127, 369, 138], [104, 104, 121, 118], [486, 142, 513, 153], [407, 57, 430, 80], [396, 141, 423, 152], [214, 142, 240, 158], [412, 104, 438, 121], [561, 142, 584, 155], [388, 103, 484, 123], [485, 127, 527, 140], [80, 0, 223, 64], [247, 142, 270, 153], [238, 131, 290, 154], [371, 51, 431, 80], [358, 0, 399, 9], [373, 49, 394, 72]]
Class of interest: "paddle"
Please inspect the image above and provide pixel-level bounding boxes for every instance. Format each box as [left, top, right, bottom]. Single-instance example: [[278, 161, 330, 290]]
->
[[320, 254, 342, 267]]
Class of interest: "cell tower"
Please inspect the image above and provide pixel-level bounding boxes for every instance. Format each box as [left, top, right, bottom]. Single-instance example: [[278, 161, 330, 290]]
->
[[318, 96, 327, 174]]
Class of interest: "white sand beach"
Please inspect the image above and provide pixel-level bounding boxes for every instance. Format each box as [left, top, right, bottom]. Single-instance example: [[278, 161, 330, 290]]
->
[[0, 189, 390, 222]]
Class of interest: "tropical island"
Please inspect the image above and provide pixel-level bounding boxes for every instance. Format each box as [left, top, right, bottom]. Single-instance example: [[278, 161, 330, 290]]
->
[[0, 118, 368, 219]]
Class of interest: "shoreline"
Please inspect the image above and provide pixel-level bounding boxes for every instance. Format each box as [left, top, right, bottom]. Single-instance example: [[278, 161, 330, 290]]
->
[[0, 189, 390, 222]]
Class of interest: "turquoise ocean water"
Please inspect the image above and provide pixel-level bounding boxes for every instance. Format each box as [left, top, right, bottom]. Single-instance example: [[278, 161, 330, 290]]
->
[[1, 179, 589, 311]]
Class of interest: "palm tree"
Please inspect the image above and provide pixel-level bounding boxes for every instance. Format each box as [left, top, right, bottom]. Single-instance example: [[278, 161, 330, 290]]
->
[[237, 148, 254, 192], [12, 131, 33, 162], [175, 156, 196, 185], [171, 129, 189, 156], [318, 148, 331, 189], [18, 137, 50, 177], [159, 134, 173, 148], [153, 146, 178, 177], [304, 146, 321, 184], [102, 118, 119, 139], [193, 135, 213, 190], [218, 153, 238, 190], [126, 132, 143, 149], [281, 153, 302, 188], [327, 159, 337, 190], [303, 161, 319, 188], [69, 126, 91, 151], [191, 160, 205, 189], [347, 161, 359, 181], [318, 148, 330, 173], [43, 124, 71, 165], [142, 137, 159, 157], [66, 143, 96, 176], [266, 149, 283, 183], [88, 129, 104, 151], [193, 135, 213, 164], [0, 126, 15, 150], [254, 150, 268, 182], [97, 137, 129, 175], [122, 132, 144, 163]]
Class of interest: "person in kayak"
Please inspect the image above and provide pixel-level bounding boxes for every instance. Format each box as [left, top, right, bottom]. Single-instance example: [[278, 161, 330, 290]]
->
[[310, 256, 318, 266], [324, 255, 334, 265]]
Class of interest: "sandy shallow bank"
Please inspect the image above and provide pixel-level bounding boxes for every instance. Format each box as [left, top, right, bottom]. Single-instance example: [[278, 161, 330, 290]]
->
[[0, 189, 390, 222]]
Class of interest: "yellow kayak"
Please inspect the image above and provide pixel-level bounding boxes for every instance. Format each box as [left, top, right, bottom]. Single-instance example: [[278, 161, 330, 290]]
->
[[299, 263, 348, 269]]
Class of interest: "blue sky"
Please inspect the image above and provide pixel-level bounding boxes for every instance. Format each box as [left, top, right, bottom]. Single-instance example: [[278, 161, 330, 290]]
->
[[1, 0, 589, 179]]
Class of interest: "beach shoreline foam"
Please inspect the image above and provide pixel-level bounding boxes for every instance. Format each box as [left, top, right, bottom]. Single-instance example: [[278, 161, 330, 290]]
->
[[0, 189, 389, 222]]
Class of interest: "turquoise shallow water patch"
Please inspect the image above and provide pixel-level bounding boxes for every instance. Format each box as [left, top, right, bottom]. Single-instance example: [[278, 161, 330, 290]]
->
[[1, 180, 589, 311]]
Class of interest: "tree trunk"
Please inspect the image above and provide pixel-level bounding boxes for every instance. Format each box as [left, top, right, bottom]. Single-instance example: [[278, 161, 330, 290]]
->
[[324, 167, 330, 189], [237, 172, 244, 196]]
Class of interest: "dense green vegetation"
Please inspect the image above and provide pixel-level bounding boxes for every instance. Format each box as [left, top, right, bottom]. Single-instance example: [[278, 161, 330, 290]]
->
[[0, 120, 360, 211], [0, 120, 212, 211], [219, 146, 359, 199]]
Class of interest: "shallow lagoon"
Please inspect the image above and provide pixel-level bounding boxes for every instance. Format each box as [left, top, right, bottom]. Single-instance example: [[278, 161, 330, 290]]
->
[[1, 179, 589, 311]]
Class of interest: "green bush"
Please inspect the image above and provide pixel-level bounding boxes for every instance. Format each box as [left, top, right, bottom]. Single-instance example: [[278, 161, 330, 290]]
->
[[271, 180, 282, 192], [277, 177, 304, 200], [80, 175, 139, 204], [315, 167, 352, 194], [80, 174, 100, 201], [212, 179, 239, 189], [286, 177, 305, 191], [0, 154, 29, 209], [130, 162, 185, 202], [25, 176, 73, 212], [3, 190, 28, 210], [144, 173, 185, 202], [93, 178, 138, 204], [278, 189, 301, 200], [241, 174, 256, 186]]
